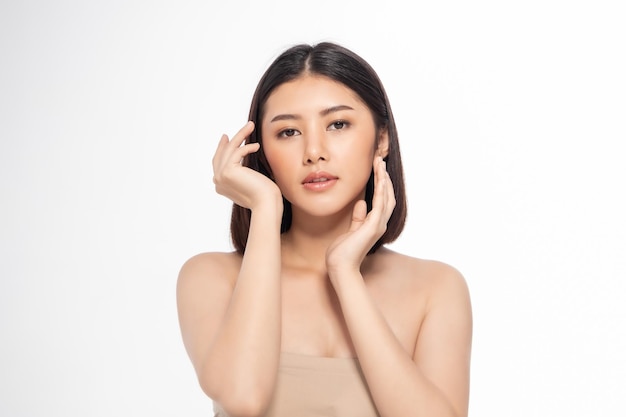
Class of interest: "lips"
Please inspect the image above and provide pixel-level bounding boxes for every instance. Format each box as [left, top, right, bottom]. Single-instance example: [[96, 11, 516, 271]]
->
[[302, 171, 338, 184], [302, 171, 338, 191]]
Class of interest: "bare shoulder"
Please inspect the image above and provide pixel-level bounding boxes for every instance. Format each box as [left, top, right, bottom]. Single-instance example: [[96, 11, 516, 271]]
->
[[176, 251, 242, 300], [176, 251, 244, 373], [374, 247, 471, 306], [178, 251, 242, 277]]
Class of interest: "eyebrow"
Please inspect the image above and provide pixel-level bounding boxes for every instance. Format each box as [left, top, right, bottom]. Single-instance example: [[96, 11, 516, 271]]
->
[[269, 105, 355, 123]]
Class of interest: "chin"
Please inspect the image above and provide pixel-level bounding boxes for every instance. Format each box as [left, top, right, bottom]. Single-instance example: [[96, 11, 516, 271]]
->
[[292, 199, 358, 220]]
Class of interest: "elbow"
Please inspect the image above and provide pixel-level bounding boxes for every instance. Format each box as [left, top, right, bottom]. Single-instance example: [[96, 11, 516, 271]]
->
[[199, 373, 272, 417], [214, 398, 270, 417]]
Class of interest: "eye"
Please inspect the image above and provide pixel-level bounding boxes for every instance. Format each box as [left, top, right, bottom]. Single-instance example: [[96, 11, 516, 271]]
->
[[328, 120, 349, 131], [278, 128, 300, 138]]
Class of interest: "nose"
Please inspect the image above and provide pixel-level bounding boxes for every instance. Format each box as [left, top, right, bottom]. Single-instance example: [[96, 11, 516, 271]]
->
[[302, 129, 328, 164]]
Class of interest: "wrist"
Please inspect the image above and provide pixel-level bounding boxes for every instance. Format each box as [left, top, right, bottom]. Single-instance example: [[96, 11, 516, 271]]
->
[[327, 266, 362, 289], [250, 194, 284, 226]]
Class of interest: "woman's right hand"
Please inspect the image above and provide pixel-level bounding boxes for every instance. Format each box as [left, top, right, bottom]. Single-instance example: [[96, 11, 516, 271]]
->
[[212, 121, 282, 212]]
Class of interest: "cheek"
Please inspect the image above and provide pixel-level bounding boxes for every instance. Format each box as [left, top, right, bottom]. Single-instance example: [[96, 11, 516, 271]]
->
[[337, 139, 376, 170], [357, 158, 375, 187], [264, 148, 292, 186]]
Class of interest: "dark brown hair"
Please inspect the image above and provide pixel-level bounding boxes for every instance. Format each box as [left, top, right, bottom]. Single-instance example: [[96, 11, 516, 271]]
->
[[230, 42, 407, 254]]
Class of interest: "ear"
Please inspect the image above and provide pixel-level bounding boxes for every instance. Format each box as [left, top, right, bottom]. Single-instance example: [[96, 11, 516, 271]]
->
[[376, 128, 389, 159]]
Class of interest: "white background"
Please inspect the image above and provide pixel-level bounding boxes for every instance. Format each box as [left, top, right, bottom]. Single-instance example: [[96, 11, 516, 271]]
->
[[1, 1, 625, 416]]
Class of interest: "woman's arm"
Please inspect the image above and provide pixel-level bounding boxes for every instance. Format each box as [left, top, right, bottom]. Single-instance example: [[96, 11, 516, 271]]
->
[[332, 262, 472, 417], [177, 122, 284, 417], [326, 156, 472, 416]]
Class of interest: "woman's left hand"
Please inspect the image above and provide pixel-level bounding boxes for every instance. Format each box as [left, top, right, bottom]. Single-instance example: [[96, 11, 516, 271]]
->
[[326, 156, 396, 280]]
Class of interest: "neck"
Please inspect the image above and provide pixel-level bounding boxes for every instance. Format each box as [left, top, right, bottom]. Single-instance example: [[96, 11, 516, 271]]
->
[[281, 205, 353, 273]]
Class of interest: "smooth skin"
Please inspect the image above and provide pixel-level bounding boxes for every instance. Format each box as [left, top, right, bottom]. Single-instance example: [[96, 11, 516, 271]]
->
[[177, 75, 472, 417]]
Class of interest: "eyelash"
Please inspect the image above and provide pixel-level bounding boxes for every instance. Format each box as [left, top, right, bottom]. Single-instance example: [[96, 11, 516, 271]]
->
[[276, 120, 350, 138], [329, 120, 349, 130], [277, 128, 298, 138]]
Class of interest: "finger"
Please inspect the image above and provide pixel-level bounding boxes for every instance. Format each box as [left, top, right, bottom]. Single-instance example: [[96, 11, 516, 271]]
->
[[372, 157, 395, 232], [214, 121, 257, 171], [383, 168, 396, 219], [378, 158, 391, 220], [229, 120, 255, 149], [230, 142, 260, 164], [212, 134, 230, 168], [378, 158, 396, 214], [371, 156, 386, 217], [349, 200, 367, 232]]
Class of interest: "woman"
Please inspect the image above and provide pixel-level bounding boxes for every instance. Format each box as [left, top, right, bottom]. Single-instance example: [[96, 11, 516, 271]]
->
[[177, 42, 472, 417]]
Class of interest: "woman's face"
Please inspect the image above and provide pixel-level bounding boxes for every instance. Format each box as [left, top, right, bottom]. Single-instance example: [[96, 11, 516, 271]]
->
[[261, 75, 387, 218]]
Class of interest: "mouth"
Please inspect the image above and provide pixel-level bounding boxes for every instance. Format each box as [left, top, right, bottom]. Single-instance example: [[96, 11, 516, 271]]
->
[[302, 172, 338, 191], [306, 177, 333, 183], [302, 172, 338, 184]]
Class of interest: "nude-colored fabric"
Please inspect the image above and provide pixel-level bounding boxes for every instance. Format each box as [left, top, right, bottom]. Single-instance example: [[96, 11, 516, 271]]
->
[[213, 352, 380, 417]]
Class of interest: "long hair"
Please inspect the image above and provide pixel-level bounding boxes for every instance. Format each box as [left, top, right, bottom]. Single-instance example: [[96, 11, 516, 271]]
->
[[230, 42, 407, 254]]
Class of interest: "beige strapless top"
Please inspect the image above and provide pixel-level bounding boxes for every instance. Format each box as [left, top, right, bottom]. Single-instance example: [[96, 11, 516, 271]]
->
[[213, 352, 380, 417]]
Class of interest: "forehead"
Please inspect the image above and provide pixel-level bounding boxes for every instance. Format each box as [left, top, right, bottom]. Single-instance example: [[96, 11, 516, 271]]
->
[[263, 75, 366, 116]]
